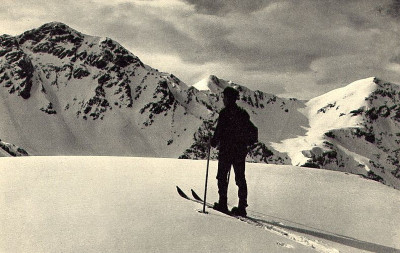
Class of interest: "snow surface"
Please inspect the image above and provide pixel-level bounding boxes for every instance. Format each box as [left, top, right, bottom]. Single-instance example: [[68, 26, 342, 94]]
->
[[0, 156, 399, 253], [192, 77, 211, 91], [192, 75, 229, 94]]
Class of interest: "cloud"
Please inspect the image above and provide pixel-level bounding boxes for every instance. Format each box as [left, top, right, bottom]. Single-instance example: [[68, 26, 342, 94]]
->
[[181, 0, 273, 15], [377, 0, 400, 19], [0, 0, 100, 35], [163, 0, 394, 74], [2, 0, 400, 99]]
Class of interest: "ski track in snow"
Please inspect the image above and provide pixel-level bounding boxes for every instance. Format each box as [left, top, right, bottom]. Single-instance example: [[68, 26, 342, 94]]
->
[[236, 212, 340, 253], [277, 241, 295, 249], [185, 187, 339, 253]]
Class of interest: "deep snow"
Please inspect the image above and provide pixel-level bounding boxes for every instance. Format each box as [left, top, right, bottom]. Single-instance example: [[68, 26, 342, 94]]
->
[[0, 156, 399, 253]]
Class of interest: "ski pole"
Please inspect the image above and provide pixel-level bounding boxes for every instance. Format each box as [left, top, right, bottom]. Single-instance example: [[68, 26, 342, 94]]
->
[[227, 168, 231, 186], [202, 140, 211, 213]]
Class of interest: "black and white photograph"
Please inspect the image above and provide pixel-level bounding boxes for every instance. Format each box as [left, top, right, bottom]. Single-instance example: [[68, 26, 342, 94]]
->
[[0, 0, 399, 252]]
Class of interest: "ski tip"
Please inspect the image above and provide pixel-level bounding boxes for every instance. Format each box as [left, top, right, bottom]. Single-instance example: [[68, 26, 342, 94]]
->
[[176, 186, 190, 199], [191, 189, 202, 201]]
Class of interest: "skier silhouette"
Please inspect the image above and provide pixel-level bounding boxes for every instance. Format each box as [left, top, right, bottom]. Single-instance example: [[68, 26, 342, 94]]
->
[[211, 86, 256, 217]]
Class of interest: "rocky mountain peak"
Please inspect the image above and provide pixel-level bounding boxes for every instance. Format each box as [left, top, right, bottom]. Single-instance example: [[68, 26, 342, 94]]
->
[[17, 22, 83, 46]]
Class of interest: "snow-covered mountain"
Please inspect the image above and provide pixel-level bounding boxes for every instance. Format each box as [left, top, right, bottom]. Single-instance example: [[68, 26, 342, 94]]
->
[[273, 77, 400, 189], [1, 23, 399, 189], [0, 22, 203, 157], [0, 22, 301, 162]]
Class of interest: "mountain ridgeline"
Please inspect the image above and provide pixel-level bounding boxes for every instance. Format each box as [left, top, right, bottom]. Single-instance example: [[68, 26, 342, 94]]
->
[[0, 22, 399, 189]]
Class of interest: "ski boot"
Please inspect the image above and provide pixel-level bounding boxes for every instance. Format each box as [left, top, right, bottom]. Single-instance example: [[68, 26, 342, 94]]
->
[[231, 206, 247, 217], [213, 201, 229, 214]]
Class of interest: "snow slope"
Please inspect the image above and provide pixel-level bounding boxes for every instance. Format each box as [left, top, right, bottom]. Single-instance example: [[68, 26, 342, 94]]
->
[[273, 77, 378, 166], [0, 22, 203, 157], [0, 156, 399, 253], [272, 77, 400, 189]]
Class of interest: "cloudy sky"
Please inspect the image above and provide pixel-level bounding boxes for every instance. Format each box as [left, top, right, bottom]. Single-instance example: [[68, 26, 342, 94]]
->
[[1, 0, 400, 99]]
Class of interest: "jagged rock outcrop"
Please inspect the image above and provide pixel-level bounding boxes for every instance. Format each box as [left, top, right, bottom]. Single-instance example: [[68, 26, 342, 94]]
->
[[0, 139, 29, 157]]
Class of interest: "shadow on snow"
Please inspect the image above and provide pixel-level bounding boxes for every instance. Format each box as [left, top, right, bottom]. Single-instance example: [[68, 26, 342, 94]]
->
[[249, 212, 400, 253]]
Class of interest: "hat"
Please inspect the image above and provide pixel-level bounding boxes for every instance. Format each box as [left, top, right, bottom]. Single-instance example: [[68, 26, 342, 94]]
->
[[222, 87, 239, 100]]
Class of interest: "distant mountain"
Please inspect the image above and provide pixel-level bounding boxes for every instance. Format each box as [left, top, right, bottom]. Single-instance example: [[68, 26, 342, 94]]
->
[[0, 23, 399, 189], [273, 77, 400, 189]]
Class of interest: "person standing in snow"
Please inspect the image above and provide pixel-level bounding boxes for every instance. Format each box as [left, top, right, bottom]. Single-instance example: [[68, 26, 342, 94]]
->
[[211, 86, 257, 217]]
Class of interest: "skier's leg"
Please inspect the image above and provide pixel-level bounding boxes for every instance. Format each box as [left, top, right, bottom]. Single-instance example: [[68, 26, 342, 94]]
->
[[233, 159, 248, 209], [216, 159, 231, 208]]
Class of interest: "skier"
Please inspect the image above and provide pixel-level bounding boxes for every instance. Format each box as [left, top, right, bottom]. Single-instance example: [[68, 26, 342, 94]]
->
[[210, 86, 256, 217]]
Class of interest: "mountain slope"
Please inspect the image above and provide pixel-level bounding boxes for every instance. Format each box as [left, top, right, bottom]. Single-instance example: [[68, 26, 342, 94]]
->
[[0, 22, 301, 161], [1, 156, 399, 253], [272, 77, 400, 189], [0, 22, 203, 156]]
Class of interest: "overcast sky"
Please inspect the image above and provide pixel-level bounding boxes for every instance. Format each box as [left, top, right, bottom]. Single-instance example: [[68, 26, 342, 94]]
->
[[1, 0, 400, 99]]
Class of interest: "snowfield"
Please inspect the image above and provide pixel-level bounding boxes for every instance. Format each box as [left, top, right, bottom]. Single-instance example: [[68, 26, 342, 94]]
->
[[0, 156, 399, 253]]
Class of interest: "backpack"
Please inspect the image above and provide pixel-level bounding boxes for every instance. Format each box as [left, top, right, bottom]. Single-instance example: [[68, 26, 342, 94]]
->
[[245, 119, 258, 146], [234, 107, 258, 146], [217, 106, 258, 147]]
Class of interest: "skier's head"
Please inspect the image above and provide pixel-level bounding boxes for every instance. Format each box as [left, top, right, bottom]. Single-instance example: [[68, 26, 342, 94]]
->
[[222, 87, 239, 106]]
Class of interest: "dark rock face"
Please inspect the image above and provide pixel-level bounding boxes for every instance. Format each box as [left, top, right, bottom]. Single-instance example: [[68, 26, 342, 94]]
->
[[0, 22, 148, 120], [0, 139, 29, 156], [0, 35, 34, 99]]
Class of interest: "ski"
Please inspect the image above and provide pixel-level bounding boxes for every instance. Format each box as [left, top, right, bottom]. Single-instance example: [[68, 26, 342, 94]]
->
[[191, 189, 202, 201], [185, 187, 277, 226], [176, 186, 248, 218], [176, 185, 190, 200], [177, 186, 263, 224], [176, 186, 214, 209], [190, 188, 243, 217]]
